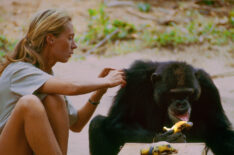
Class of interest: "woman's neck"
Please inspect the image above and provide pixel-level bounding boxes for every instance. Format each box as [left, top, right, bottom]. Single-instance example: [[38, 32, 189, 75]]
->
[[41, 47, 56, 74]]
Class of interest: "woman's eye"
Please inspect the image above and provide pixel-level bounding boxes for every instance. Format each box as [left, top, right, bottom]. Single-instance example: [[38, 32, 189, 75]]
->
[[68, 35, 74, 40]]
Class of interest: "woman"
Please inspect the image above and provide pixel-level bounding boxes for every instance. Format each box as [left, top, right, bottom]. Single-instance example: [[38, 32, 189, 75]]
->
[[0, 9, 126, 155]]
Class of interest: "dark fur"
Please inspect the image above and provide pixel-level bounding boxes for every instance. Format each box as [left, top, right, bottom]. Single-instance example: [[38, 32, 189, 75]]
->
[[89, 60, 234, 155]]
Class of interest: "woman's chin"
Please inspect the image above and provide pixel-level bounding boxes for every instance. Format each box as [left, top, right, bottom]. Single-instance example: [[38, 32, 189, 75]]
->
[[60, 58, 70, 63]]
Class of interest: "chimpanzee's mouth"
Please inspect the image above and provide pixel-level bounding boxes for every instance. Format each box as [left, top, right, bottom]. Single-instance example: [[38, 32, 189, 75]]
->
[[168, 109, 191, 123], [173, 111, 190, 121]]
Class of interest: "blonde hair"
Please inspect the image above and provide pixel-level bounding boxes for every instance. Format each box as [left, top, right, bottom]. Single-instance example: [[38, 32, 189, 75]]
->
[[0, 9, 71, 73]]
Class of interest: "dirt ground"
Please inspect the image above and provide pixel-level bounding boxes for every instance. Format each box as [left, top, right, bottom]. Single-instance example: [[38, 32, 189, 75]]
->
[[0, 0, 233, 155]]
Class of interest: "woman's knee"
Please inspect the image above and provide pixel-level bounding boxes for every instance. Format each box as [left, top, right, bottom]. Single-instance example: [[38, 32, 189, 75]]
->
[[17, 95, 45, 115], [43, 95, 67, 111]]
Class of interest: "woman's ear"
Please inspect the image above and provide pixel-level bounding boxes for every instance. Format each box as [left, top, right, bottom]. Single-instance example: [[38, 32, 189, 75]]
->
[[46, 34, 55, 45]]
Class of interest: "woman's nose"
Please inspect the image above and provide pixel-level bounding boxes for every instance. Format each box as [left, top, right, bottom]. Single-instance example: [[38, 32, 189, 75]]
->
[[72, 40, 78, 49]]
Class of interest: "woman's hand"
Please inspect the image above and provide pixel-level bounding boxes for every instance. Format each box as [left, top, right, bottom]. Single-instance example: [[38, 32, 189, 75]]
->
[[96, 68, 113, 95], [103, 68, 126, 88], [96, 68, 126, 95], [98, 68, 114, 78]]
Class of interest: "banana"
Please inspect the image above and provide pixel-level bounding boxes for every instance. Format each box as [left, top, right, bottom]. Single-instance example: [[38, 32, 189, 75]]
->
[[140, 144, 177, 155], [163, 121, 193, 134]]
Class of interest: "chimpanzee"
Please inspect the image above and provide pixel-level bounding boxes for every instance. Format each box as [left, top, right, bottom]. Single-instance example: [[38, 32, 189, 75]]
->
[[89, 60, 234, 155]]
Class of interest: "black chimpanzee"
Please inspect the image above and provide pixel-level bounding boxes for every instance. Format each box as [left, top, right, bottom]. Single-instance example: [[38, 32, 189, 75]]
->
[[89, 60, 234, 155]]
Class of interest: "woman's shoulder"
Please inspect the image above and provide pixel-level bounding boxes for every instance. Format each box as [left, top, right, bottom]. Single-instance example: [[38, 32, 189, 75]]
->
[[8, 61, 34, 68], [7, 61, 38, 71], [3, 61, 39, 76]]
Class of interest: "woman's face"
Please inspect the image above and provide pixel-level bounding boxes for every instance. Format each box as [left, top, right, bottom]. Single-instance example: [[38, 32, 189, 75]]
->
[[50, 21, 77, 63]]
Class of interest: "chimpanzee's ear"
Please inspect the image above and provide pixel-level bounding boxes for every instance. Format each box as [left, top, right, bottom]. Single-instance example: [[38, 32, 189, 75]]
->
[[151, 73, 161, 84], [194, 69, 226, 115], [194, 69, 214, 85]]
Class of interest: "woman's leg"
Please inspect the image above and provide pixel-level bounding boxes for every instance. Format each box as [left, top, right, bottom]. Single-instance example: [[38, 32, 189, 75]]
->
[[0, 95, 62, 155], [43, 95, 69, 155]]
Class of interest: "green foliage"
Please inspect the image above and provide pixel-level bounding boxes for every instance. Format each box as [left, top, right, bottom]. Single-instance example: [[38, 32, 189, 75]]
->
[[137, 3, 151, 12], [0, 17, 3, 23], [142, 27, 197, 47], [200, 0, 215, 5], [81, 5, 136, 45], [112, 20, 136, 39], [78, 5, 233, 55], [141, 21, 233, 47], [0, 35, 16, 61], [229, 10, 234, 26]]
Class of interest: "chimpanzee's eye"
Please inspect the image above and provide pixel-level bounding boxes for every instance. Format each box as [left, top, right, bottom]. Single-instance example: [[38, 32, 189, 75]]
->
[[151, 73, 161, 83]]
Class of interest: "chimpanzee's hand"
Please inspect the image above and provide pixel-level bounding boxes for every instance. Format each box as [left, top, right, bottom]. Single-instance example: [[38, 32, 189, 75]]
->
[[154, 131, 186, 143]]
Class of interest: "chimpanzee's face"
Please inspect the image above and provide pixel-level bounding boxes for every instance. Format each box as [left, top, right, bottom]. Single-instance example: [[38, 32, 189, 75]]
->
[[151, 62, 201, 123]]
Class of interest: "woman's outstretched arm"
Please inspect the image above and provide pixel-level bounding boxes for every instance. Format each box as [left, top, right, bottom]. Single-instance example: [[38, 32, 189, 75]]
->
[[37, 68, 126, 95]]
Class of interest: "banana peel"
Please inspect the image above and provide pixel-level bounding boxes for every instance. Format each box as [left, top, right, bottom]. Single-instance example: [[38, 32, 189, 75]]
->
[[140, 144, 177, 155], [163, 121, 193, 134]]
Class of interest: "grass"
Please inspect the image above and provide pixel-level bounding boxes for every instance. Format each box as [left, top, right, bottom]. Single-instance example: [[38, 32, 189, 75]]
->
[[79, 5, 136, 45], [75, 5, 233, 56], [141, 21, 233, 48], [0, 35, 17, 62]]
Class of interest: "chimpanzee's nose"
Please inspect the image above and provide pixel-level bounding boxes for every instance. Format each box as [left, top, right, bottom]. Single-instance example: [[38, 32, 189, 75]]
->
[[175, 99, 188, 108]]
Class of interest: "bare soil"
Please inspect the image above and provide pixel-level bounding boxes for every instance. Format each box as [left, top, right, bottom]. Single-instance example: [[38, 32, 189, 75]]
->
[[0, 0, 233, 154]]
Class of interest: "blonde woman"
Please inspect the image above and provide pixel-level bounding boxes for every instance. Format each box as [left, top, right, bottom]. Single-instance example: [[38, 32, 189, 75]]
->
[[0, 9, 126, 155]]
